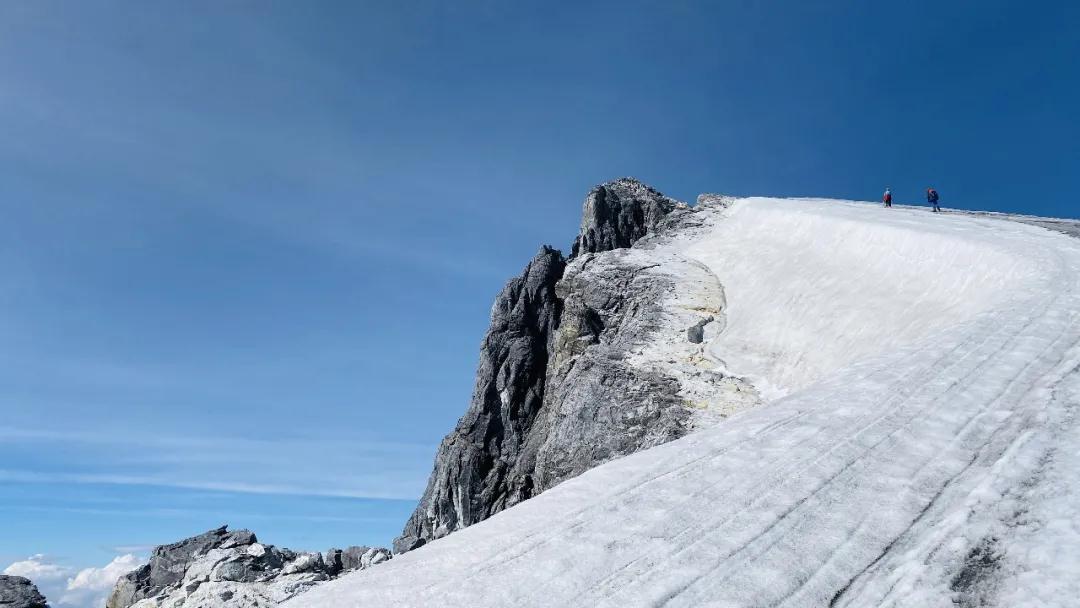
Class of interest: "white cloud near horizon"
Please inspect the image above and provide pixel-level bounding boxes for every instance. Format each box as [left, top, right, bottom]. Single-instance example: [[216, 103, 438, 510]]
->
[[3, 554, 70, 583], [3, 554, 145, 608], [62, 554, 144, 608]]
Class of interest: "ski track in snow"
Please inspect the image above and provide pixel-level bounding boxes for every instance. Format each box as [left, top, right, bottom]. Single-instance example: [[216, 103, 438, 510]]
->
[[291, 198, 1080, 608]]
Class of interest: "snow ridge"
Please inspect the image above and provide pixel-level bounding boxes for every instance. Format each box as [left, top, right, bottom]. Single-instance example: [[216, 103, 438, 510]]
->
[[292, 198, 1080, 607]]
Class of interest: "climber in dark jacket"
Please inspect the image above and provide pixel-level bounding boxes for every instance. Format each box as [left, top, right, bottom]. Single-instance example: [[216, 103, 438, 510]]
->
[[927, 187, 940, 212]]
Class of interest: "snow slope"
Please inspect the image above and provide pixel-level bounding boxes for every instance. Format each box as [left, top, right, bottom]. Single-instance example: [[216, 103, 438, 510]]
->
[[292, 198, 1080, 607], [689, 199, 1037, 399]]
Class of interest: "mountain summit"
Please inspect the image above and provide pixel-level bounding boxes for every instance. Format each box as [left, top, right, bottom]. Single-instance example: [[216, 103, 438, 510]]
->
[[295, 192, 1080, 607], [395, 178, 721, 553]]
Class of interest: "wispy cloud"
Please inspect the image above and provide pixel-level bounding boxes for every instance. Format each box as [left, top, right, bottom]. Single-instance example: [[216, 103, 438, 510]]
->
[[3, 554, 70, 582], [6, 504, 402, 525], [0, 426, 432, 500], [62, 554, 144, 608], [0, 425, 428, 454], [0, 35, 510, 281], [0, 469, 418, 500], [109, 545, 156, 554]]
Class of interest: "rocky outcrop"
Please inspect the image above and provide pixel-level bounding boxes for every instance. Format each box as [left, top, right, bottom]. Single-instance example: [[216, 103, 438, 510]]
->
[[394, 245, 566, 552], [0, 576, 49, 608], [107, 526, 254, 607], [106, 526, 389, 608], [572, 177, 685, 257], [395, 178, 695, 553], [688, 316, 714, 343], [508, 248, 694, 490]]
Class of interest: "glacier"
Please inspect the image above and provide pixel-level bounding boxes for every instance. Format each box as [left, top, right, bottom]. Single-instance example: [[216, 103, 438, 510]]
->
[[290, 196, 1080, 607]]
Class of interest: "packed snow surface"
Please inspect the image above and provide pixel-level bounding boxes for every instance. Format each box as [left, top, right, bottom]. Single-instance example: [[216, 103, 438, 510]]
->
[[293, 198, 1080, 607], [688, 199, 1035, 399]]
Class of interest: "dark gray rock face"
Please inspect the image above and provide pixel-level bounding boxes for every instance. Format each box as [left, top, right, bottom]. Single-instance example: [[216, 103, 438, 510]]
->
[[512, 248, 694, 490], [106, 526, 390, 608], [572, 177, 684, 257], [395, 178, 688, 554], [0, 576, 49, 608], [395, 245, 566, 553]]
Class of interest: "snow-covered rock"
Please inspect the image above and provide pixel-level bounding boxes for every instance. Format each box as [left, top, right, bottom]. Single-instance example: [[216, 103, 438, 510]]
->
[[395, 178, 746, 554], [105, 526, 389, 608]]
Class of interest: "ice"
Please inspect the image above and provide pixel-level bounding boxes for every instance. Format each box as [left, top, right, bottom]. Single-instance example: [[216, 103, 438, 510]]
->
[[290, 198, 1080, 607]]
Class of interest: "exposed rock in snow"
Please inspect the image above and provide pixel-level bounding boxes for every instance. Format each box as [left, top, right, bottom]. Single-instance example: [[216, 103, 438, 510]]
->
[[520, 248, 694, 490], [687, 316, 713, 343], [0, 575, 49, 608], [105, 526, 389, 608], [394, 180, 764, 555], [321, 546, 388, 576], [572, 177, 686, 257], [395, 178, 708, 554], [694, 192, 734, 208]]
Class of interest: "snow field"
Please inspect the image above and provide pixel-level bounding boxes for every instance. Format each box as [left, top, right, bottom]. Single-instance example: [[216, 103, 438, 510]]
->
[[685, 198, 1041, 399]]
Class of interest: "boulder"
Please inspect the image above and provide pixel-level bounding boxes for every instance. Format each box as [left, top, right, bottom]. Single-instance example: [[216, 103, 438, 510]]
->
[[0, 576, 49, 608]]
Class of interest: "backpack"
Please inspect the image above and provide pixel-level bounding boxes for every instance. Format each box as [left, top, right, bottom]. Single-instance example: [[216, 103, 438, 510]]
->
[[928, 189, 939, 202]]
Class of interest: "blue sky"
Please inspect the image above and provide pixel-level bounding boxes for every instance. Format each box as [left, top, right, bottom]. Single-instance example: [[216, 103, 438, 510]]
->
[[1, 0, 1077, 593]]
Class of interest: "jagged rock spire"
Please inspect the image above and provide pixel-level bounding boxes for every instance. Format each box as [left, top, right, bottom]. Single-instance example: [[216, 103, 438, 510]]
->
[[394, 178, 686, 553], [572, 177, 685, 257], [394, 245, 566, 553]]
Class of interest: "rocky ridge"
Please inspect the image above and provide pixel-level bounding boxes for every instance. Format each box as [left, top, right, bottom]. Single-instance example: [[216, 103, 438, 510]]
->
[[394, 178, 752, 553], [106, 526, 389, 608], [0, 576, 49, 608]]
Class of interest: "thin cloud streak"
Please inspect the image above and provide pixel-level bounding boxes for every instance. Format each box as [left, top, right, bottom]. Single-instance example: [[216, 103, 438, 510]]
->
[[0, 425, 429, 453], [0, 469, 420, 501], [0, 425, 433, 501], [5, 505, 405, 524]]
